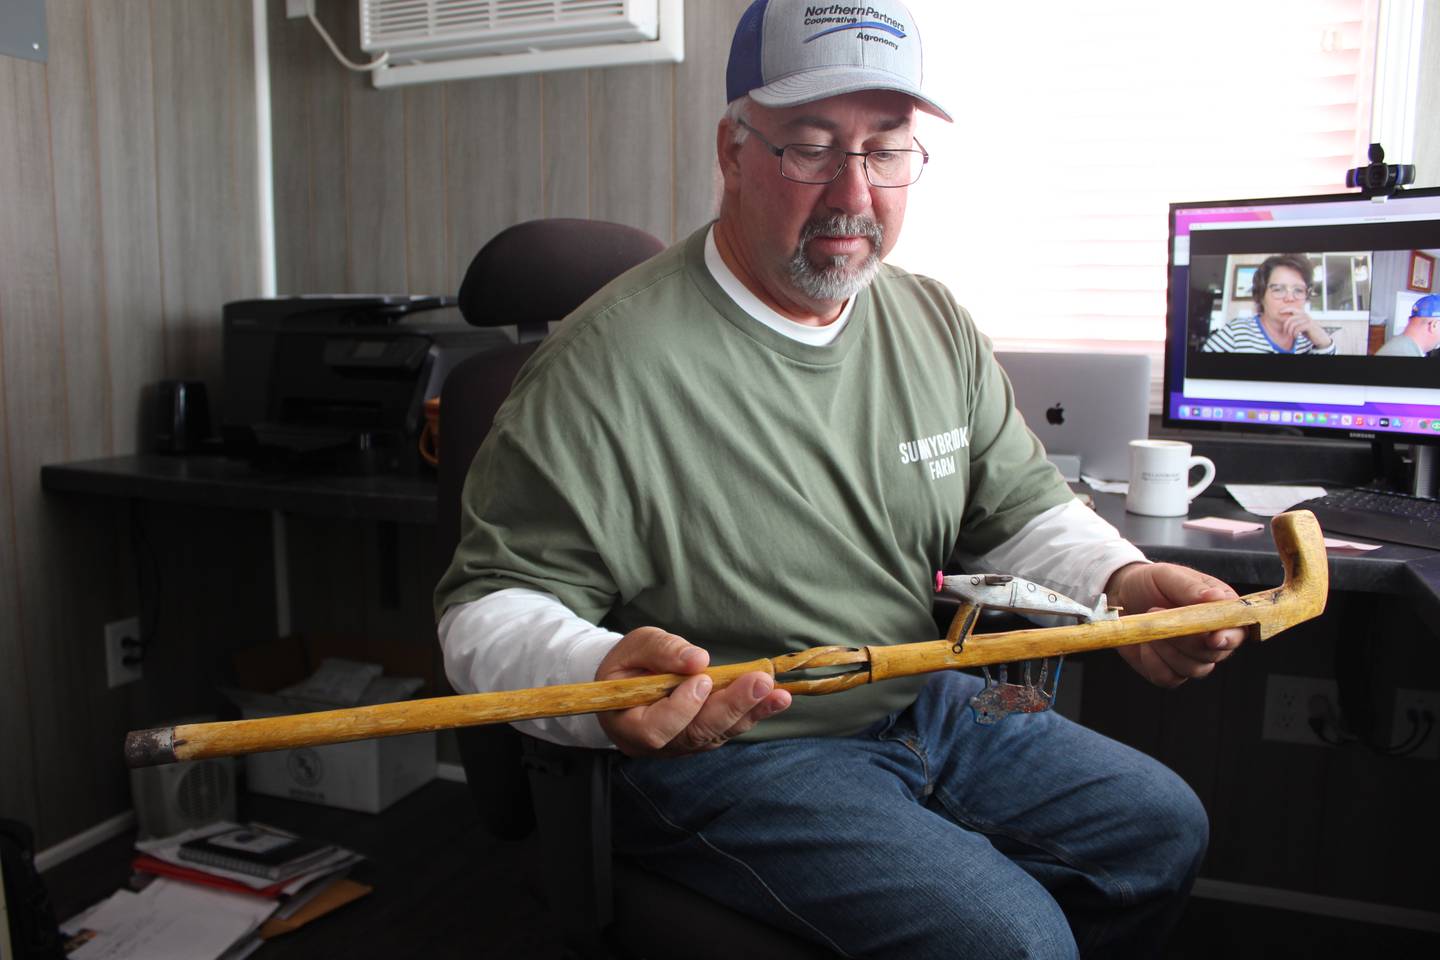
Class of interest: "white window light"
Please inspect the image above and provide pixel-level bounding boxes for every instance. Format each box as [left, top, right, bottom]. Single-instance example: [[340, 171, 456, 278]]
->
[[893, 0, 1402, 352]]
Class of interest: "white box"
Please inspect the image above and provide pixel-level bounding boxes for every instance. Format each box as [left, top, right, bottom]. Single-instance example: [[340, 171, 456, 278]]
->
[[229, 691, 436, 813]]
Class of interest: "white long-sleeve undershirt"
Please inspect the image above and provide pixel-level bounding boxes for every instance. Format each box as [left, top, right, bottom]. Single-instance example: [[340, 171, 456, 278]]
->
[[440, 498, 1147, 748]]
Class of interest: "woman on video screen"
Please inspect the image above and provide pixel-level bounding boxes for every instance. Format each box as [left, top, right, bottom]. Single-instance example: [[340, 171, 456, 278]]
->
[[1201, 254, 1336, 355]]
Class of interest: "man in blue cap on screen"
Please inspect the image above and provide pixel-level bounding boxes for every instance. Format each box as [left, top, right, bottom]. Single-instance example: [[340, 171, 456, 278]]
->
[[1377, 294, 1440, 356], [437, 1, 1243, 955]]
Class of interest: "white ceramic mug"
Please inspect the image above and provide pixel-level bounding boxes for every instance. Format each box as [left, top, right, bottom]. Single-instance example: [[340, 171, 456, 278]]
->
[[1126, 440, 1216, 517]]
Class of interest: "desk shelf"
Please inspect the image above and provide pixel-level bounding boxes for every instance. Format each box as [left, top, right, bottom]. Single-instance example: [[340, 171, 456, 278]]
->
[[41, 455, 437, 525]]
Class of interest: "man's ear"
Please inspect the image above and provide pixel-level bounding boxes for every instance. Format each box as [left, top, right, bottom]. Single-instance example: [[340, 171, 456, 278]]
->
[[717, 119, 745, 193]]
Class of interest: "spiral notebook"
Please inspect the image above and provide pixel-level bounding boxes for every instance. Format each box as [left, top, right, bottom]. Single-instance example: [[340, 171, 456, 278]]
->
[[177, 823, 335, 881]]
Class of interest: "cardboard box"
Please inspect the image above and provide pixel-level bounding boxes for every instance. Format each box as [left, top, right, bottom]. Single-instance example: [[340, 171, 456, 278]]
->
[[229, 689, 436, 814], [226, 638, 436, 813]]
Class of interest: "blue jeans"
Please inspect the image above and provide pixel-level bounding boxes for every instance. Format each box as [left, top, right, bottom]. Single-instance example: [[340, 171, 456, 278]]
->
[[611, 671, 1207, 959]]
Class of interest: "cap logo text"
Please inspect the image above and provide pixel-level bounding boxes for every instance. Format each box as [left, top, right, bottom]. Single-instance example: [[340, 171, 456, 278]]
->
[[803, 6, 907, 44]]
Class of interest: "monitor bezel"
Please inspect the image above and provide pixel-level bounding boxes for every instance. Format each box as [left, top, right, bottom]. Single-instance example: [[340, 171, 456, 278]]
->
[[1162, 185, 1440, 448]]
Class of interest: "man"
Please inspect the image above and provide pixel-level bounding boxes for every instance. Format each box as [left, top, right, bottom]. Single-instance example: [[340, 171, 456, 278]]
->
[[1376, 294, 1440, 356], [436, 2, 1244, 956]]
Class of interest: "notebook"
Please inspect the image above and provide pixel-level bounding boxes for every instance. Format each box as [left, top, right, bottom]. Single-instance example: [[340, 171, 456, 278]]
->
[[993, 351, 1151, 483], [178, 823, 335, 881]]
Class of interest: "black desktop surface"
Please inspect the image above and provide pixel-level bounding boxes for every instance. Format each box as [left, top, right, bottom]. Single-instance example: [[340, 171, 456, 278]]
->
[[40, 454, 437, 524], [1084, 488, 1440, 624]]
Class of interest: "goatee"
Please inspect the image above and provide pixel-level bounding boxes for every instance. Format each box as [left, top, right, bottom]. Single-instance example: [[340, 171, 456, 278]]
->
[[786, 214, 884, 302]]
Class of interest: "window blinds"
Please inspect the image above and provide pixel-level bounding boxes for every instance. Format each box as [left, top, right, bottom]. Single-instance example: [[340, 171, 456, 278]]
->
[[891, 0, 1379, 344]]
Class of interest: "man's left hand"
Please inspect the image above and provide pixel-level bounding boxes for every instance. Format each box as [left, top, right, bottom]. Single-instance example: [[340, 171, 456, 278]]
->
[[1105, 562, 1245, 687]]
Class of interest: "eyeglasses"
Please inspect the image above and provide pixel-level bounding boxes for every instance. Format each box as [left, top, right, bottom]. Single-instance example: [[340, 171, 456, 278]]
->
[[1266, 284, 1311, 300], [737, 119, 928, 188]]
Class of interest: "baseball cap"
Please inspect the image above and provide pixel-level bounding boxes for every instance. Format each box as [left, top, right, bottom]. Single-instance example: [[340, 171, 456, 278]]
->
[[725, 0, 952, 122], [1412, 294, 1440, 318]]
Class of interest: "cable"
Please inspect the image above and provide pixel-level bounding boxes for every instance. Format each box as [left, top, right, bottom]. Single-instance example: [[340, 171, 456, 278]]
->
[[1309, 695, 1437, 757], [307, 7, 389, 73], [1380, 710, 1435, 758]]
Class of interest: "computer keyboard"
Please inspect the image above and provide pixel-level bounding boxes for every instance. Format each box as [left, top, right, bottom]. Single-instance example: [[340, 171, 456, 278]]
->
[[1301, 487, 1440, 550]]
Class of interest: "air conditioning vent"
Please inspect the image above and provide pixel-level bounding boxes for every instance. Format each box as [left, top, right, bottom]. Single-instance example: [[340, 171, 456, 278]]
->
[[362, 0, 660, 62]]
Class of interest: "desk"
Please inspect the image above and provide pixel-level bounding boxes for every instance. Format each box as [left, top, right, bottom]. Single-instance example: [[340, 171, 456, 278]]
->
[[1090, 490, 1440, 623], [41, 454, 437, 525], [40, 455, 1440, 925], [42, 454, 446, 695], [41, 455, 1440, 627]]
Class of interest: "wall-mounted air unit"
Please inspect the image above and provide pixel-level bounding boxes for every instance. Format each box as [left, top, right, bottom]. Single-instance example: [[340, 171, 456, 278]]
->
[[360, 0, 683, 88]]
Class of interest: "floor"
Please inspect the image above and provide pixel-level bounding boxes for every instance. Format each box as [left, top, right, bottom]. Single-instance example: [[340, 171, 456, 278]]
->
[[43, 780, 1440, 959]]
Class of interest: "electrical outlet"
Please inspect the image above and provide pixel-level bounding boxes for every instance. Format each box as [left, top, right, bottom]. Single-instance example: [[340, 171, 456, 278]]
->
[[1261, 674, 1337, 746], [104, 617, 142, 688], [286, 0, 315, 19], [1390, 689, 1440, 760]]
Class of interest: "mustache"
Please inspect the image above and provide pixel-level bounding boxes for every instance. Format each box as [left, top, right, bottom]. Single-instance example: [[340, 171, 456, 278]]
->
[[798, 214, 883, 247]]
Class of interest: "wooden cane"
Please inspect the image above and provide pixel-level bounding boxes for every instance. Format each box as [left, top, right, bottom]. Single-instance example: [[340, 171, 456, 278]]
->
[[125, 510, 1327, 768]]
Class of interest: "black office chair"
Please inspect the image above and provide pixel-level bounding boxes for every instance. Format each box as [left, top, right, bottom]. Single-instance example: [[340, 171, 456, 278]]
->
[[436, 219, 835, 960]]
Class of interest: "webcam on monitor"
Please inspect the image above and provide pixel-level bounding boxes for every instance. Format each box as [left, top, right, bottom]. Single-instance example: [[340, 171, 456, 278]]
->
[[1346, 142, 1415, 197]]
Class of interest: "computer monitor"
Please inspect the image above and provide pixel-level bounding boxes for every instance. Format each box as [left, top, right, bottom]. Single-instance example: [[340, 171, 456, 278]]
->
[[1162, 187, 1440, 488]]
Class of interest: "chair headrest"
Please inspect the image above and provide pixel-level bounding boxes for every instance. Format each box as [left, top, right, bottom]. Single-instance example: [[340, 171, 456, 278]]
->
[[458, 219, 666, 334]]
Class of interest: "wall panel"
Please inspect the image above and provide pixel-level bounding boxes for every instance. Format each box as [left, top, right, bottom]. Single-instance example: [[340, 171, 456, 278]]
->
[[0, 51, 105, 842], [340, 0, 408, 293], [403, 85, 448, 294], [0, 54, 54, 837], [266, 0, 318, 294], [267, 0, 351, 292], [151, 0, 260, 392], [589, 64, 674, 243], [674, 0, 748, 238], [46, 0, 112, 460], [541, 70, 591, 221], [89, 0, 165, 452], [443, 75, 545, 294]]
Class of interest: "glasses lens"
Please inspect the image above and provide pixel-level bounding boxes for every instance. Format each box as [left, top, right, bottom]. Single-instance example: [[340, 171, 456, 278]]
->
[[1267, 284, 1309, 299], [865, 150, 921, 187], [780, 145, 843, 184]]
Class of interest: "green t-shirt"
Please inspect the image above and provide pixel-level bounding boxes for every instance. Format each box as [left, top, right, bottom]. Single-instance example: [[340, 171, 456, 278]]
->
[[434, 226, 1074, 738]]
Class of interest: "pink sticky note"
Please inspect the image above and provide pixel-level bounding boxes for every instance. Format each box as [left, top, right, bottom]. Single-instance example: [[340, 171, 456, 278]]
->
[[1182, 517, 1265, 537]]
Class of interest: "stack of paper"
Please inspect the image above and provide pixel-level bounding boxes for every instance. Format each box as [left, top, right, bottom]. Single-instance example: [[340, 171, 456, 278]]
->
[[60, 823, 369, 959], [62, 878, 277, 960]]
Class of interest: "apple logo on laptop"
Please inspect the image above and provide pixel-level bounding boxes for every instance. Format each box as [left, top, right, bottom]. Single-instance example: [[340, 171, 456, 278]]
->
[[1046, 403, 1065, 426]]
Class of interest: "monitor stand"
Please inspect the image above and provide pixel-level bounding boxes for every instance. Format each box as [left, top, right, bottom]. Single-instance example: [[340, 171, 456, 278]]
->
[[1414, 444, 1436, 499], [1371, 439, 1437, 499]]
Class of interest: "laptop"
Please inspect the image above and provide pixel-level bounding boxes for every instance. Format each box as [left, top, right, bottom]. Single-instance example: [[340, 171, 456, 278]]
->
[[993, 351, 1151, 483]]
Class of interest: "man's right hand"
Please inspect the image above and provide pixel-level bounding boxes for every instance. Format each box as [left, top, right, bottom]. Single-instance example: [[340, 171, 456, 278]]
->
[[595, 627, 791, 757]]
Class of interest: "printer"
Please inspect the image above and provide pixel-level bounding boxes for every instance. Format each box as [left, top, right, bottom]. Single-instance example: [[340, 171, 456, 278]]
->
[[222, 296, 511, 473]]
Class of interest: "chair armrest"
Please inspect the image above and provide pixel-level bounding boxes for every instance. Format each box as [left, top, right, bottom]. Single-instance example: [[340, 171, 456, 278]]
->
[[521, 735, 617, 957]]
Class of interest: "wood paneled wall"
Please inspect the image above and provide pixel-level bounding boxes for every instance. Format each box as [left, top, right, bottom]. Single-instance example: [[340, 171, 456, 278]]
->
[[266, 0, 750, 297], [0, 0, 260, 847]]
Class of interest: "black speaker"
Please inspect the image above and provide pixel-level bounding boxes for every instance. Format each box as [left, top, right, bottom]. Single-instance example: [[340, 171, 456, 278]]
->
[[153, 380, 212, 454]]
